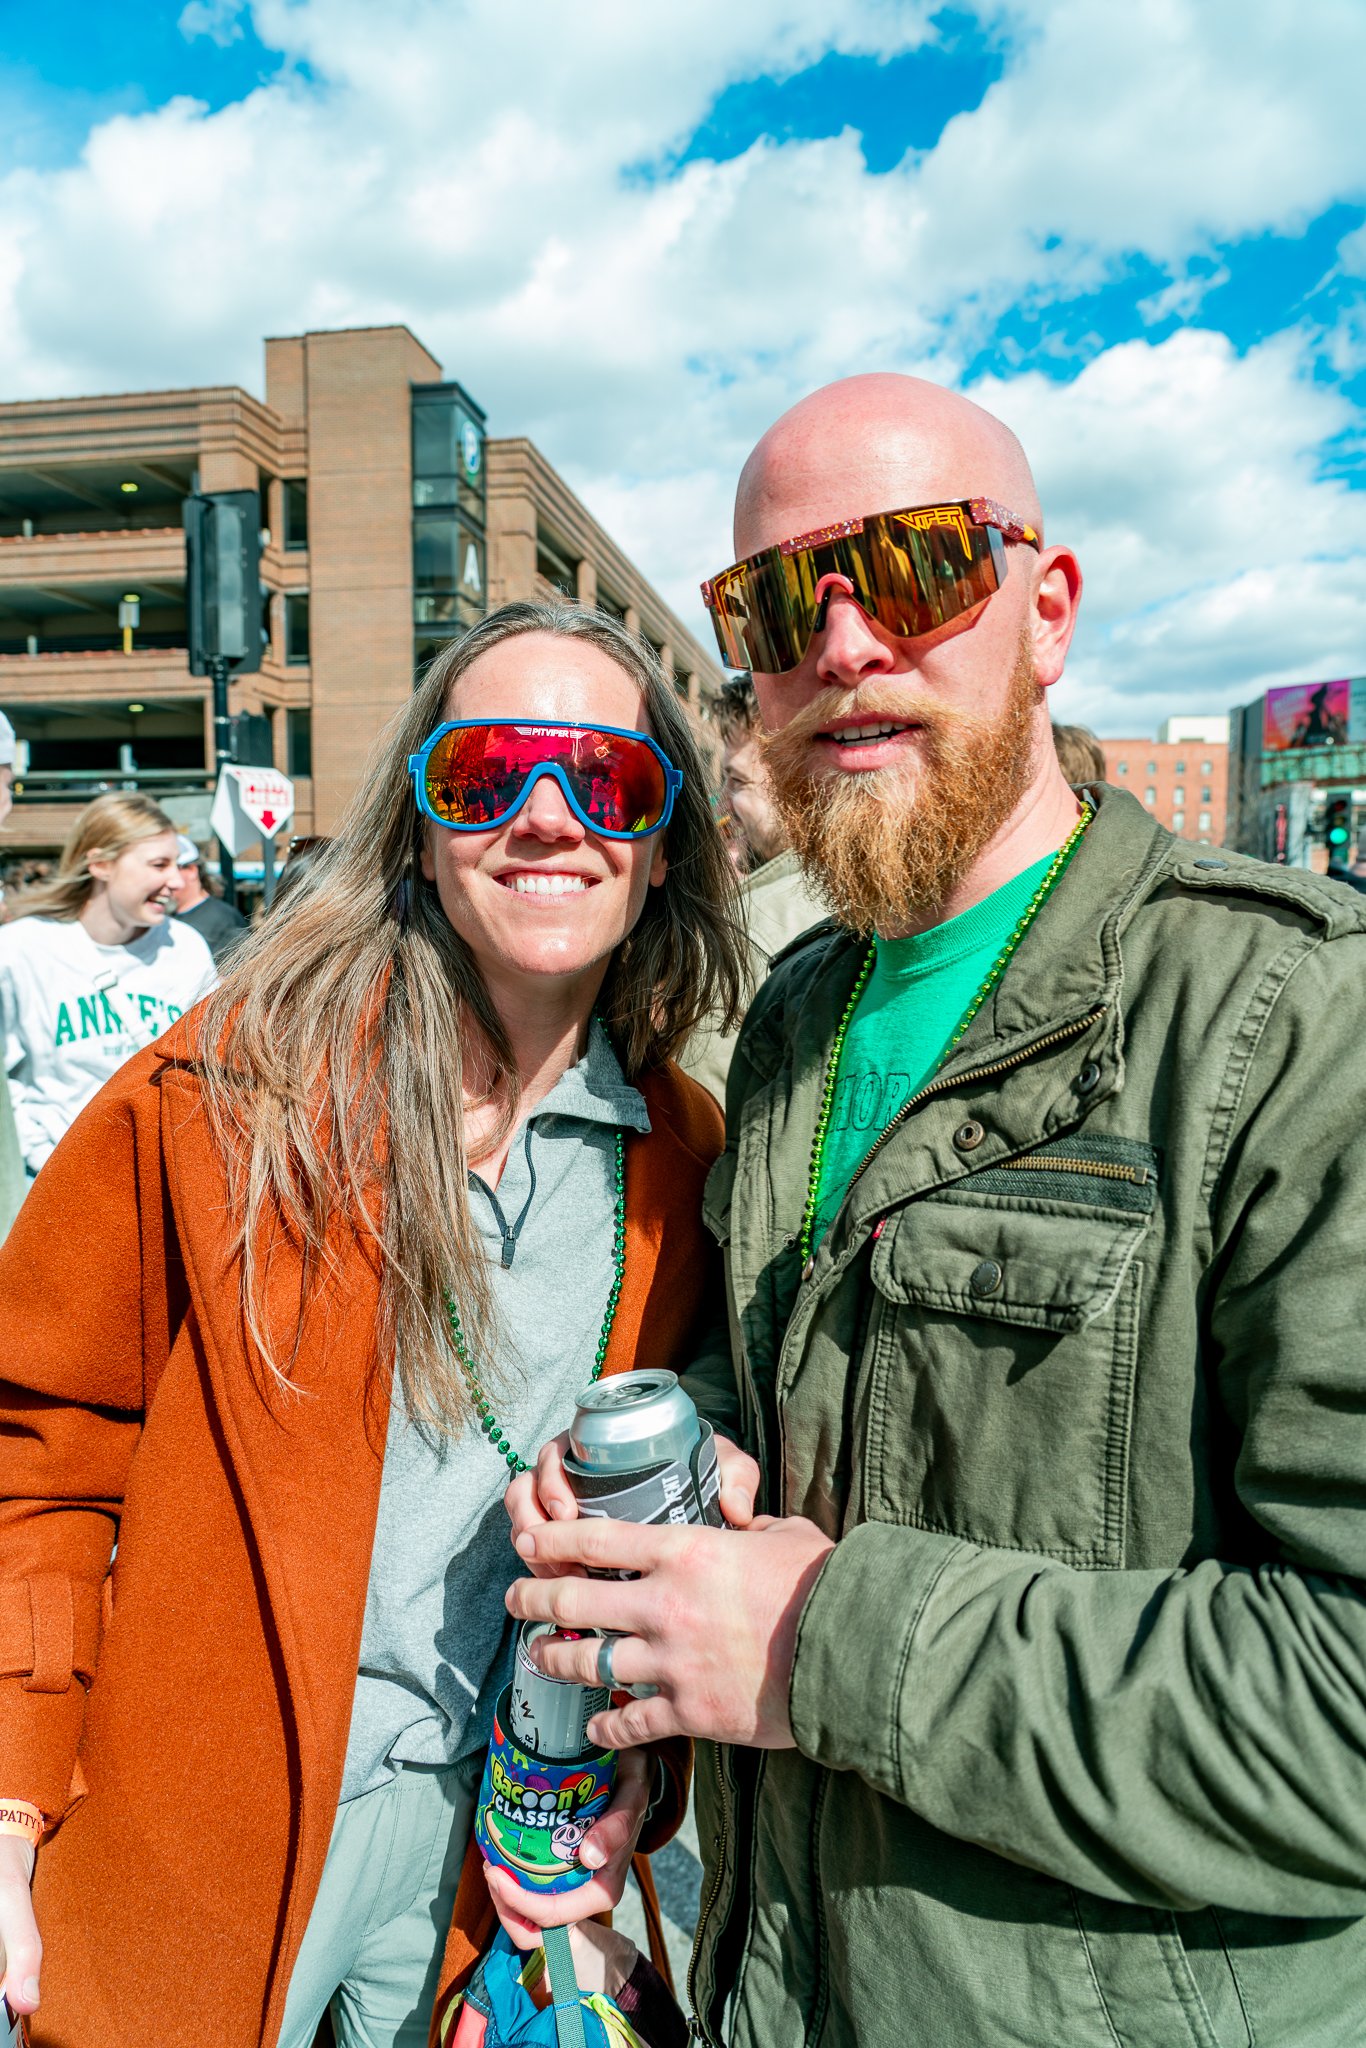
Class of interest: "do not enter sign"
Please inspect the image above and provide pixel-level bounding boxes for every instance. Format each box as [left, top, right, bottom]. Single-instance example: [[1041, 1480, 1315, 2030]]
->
[[210, 765, 296, 855]]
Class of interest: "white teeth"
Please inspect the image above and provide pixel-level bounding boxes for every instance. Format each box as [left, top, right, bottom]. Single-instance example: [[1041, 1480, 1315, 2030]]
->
[[830, 721, 909, 744], [505, 873, 589, 896]]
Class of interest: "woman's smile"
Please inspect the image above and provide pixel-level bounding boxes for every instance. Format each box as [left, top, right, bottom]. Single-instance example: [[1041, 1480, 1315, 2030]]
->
[[495, 867, 601, 899]]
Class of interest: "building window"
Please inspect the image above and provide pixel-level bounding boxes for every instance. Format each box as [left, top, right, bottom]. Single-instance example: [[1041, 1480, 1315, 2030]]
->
[[536, 529, 577, 597], [1199, 811, 1212, 832], [1201, 759, 1212, 773], [1115, 761, 1128, 775], [1201, 786, 1212, 803], [1145, 787, 1156, 804], [411, 384, 486, 523], [1146, 761, 1156, 775], [286, 708, 312, 778], [282, 480, 308, 551], [1175, 759, 1186, 774], [285, 593, 310, 665], [413, 511, 486, 631]]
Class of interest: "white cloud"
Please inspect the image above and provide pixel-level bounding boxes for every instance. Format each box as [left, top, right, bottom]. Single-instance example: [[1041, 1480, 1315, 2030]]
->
[[0, 0, 1362, 729], [973, 328, 1366, 728], [178, 1, 249, 49]]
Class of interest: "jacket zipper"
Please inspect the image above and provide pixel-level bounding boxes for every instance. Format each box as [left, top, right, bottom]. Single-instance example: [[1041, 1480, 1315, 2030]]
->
[[996, 1153, 1148, 1185], [837, 1006, 1109, 1213], [687, 1745, 733, 2040]]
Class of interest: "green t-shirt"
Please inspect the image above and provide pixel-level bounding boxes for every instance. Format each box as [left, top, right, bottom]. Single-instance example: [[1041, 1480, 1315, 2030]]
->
[[812, 849, 1060, 1244]]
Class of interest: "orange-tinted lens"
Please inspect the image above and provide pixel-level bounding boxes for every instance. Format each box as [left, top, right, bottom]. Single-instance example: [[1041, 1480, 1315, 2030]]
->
[[422, 725, 668, 834], [704, 503, 1005, 672]]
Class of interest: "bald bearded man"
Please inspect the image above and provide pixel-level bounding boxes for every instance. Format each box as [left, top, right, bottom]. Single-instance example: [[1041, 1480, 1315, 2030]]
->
[[509, 376, 1366, 2048]]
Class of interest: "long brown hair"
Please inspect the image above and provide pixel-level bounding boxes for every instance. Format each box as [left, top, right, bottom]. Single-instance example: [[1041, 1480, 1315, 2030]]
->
[[13, 792, 176, 922], [193, 601, 745, 1431]]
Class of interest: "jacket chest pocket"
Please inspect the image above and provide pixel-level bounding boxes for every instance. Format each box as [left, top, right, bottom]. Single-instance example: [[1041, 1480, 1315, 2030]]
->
[[861, 1155, 1154, 1567]]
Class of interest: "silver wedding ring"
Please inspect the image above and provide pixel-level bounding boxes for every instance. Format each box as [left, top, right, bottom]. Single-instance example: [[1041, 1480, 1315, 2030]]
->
[[595, 1631, 659, 1700]]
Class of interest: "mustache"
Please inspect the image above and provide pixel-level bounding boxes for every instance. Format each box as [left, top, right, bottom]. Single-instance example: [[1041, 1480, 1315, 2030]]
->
[[760, 685, 993, 763]]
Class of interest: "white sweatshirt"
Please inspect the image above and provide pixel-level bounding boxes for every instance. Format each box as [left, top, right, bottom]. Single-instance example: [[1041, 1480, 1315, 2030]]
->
[[0, 914, 218, 1174]]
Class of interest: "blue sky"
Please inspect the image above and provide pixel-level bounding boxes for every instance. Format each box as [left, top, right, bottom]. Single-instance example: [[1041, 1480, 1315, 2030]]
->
[[1, 0, 1363, 733]]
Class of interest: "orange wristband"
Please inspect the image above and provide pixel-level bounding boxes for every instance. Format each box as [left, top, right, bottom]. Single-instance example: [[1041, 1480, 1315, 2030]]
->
[[0, 1802, 43, 1844]]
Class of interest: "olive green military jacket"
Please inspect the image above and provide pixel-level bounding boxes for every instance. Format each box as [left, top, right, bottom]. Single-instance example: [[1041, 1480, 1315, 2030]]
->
[[683, 785, 1366, 2048]]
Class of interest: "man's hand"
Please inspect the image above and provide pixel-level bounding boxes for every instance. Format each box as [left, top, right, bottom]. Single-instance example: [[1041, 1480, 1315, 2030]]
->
[[506, 1514, 834, 1750], [483, 1746, 652, 1944], [0, 1835, 39, 2018], [505, 1429, 760, 1579]]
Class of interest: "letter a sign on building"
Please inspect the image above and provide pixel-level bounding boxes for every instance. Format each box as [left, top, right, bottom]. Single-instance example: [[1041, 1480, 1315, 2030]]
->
[[210, 764, 296, 856]]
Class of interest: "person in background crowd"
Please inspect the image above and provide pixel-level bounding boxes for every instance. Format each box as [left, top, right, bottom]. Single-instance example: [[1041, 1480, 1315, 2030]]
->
[[173, 833, 248, 963], [0, 603, 748, 2048], [0, 716, 25, 1238], [1050, 719, 1106, 787], [511, 374, 1366, 2048], [268, 833, 333, 915], [0, 794, 216, 1179], [681, 677, 824, 1104]]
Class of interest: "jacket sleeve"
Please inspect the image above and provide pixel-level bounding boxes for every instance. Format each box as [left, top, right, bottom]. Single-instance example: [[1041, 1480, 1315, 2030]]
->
[[789, 933, 1366, 1918], [0, 1051, 175, 1818]]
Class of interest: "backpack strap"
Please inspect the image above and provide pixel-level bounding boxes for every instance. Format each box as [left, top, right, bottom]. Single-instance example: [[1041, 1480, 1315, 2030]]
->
[[542, 1925, 588, 2048]]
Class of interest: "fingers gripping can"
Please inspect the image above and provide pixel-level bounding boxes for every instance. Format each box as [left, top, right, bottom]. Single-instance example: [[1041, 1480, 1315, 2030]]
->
[[564, 1370, 725, 1578], [474, 1621, 617, 1895]]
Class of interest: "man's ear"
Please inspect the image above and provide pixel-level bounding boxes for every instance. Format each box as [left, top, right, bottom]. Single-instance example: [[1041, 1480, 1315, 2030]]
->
[[1031, 546, 1083, 690]]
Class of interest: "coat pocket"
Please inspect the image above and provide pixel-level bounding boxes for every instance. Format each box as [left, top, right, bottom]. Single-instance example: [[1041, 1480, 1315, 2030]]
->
[[861, 1163, 1153, 1565], [1074, 1895, 1253, 2048]]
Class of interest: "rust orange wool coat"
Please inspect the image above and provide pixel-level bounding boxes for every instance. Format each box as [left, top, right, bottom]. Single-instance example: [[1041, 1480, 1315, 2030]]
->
[[0, 1026, 723, 2048]]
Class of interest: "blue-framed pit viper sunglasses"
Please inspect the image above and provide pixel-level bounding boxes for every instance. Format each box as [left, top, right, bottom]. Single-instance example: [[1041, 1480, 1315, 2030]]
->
[[408, 720, 683, 840]]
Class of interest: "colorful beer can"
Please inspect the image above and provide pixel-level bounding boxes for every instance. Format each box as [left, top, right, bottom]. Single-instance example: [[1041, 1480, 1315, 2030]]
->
[[475, 1683, 616, 1895]]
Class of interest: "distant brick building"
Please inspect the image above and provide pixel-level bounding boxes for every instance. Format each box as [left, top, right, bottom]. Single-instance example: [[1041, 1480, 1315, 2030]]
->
[[0, 324, 720, 853], [1100, 724, 1229, 845]]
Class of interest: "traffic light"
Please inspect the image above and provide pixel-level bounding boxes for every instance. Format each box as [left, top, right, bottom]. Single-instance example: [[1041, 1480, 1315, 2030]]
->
[[1324, 794, 1352, 858], [184, 491, 264, 676]]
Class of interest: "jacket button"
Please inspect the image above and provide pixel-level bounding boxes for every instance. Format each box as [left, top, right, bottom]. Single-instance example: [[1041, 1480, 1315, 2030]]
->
[[953, 1119, 986, 1152], [1077, 1061, 1101, 1094], [969, 1259, 1003, 1296]]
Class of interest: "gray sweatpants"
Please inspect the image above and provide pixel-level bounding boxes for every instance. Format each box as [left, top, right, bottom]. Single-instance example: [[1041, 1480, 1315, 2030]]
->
[[277, 1757, 482, 2048]]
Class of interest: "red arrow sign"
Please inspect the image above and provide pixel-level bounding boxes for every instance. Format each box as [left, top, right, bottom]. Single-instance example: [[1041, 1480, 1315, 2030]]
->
[[259, 809, 277, 832]]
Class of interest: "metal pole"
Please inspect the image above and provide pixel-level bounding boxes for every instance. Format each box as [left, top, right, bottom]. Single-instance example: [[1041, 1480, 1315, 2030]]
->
[[209, 654, 237, 910], [262, 835, 276, 910]]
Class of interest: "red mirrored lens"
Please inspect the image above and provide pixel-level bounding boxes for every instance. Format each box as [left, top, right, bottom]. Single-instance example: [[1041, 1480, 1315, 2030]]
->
[[423, 725, 668, 834]]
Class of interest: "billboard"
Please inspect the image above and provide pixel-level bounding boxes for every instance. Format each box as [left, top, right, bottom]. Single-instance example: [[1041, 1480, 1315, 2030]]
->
[[1263, 677, 1366, 752]]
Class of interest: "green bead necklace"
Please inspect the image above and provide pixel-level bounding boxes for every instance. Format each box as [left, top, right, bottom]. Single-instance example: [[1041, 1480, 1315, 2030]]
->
[[444, 1129, 626, 1475], [798, 803, 1093, 1264]]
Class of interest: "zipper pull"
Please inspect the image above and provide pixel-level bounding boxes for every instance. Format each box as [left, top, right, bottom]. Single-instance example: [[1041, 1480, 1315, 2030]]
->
[[500, 1233, 515, 1270]]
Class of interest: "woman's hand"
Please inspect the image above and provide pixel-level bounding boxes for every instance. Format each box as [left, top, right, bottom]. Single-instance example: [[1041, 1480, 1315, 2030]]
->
[[482, 1745, 652, 1944], [541, 1919, 637, 2002], [0, 1835, 40, 2018], [505, 1429, 761, 1578], [504, 1431, 578, 1580]]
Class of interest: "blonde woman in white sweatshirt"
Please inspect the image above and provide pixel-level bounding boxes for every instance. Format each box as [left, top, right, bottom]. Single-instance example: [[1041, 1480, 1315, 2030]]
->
[[0, 793, 217, 1177]]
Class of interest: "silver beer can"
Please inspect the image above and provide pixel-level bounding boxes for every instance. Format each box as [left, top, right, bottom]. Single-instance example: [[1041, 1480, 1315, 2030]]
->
[[564, 1370, 724, 1546], [509, 1621, 609, 1762]]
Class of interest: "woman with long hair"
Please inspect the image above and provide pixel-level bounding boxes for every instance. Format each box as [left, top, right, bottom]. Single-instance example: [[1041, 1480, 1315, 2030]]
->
[[0, 791, 216, 1178], [0, 602, 751, 2048]]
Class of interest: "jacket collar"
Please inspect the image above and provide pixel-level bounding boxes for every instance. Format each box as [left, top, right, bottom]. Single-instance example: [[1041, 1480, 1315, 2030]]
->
[[965, 782, 1170, 1058]]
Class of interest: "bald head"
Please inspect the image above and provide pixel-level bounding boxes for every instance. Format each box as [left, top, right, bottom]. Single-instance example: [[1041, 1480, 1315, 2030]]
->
[[734, 374, 1042, 558]]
